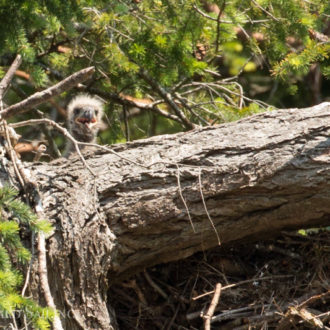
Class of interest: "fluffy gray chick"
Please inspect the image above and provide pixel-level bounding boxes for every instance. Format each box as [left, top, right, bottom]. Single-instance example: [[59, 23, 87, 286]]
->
[[64, 94, 104, 157]]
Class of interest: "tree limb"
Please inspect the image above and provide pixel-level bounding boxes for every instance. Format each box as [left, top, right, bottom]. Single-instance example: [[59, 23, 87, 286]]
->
[[43, 72, 186, 126], [0, 54, 22, 101], [93, 89, 184, 125], [139, 69, 197, 129], [0, 66, 95, 119]]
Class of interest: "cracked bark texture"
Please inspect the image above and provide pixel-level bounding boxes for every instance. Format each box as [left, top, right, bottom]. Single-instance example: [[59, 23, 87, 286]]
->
[[25, 102, 330, 329]]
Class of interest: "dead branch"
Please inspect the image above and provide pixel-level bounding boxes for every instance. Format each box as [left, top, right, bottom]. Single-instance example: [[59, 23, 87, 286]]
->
[[139, 69, 197, 130], [38, 232, 64, 330], [191, 275, 294, 301], [10, 118, 94, 175], [203, 283, 222, 330], [0, 55, 22, 100], [10, 81, 62, 158], [0, 66, 95, 119], [10, 118, 145, 169]]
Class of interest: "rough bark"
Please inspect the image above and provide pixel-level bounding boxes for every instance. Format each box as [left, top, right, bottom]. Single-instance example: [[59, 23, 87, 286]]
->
[[23, 102, 330, 329]]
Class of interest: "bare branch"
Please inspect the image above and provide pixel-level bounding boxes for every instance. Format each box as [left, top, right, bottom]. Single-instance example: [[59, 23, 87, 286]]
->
[[215, 1, 226, 53], [108, 92, 184, 124], [10, 118, 95, 175], [10, 81, 62, 158], [176, 165, 196, 233], [0, 66, 95, 119], [251, 0, 280, 21], [203, 283, 222, 330], [198, 168, 221, 245], [38, 232, 64, 330], [74, 85, 186, 127], [0, 55, 22, 101], [173, 92, 210, 125], [183, 81, 272, 109], [9, 118, 146, 169], [139, 69, 197, 130], [192, 4, 271, 24]]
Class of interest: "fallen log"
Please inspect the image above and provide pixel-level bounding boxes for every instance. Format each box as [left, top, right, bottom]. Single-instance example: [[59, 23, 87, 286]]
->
[[20, 101, 330, 329]]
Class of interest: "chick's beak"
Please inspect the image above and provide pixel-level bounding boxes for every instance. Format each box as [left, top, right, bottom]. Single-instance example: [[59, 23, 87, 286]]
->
[[83, 109, 94, 121], [76, 108, 97, 127]]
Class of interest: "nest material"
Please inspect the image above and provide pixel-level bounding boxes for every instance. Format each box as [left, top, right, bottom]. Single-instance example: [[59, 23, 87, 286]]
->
[[110, 230, 330, 329]]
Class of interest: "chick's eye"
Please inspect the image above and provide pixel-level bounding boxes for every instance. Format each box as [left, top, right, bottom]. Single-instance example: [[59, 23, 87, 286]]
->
[[95, 110, 99, 116], [74, 108, 81, 116]]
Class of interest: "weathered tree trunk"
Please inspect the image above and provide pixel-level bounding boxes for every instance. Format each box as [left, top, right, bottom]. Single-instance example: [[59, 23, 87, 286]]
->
[[21, 102, 330, 328]]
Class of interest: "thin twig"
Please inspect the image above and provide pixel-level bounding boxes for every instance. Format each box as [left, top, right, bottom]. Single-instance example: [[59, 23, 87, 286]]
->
[[298, 290, 330, 309], [192, 4, 271, 24], [232, 81, 244, 109], [176, 165, 196, 233], [21, 232, 35, 297], [187, 304, 271, 322], [182, 81, 271, 109], [192, 275, 294, 300], [144, 270, 168, 299], [215, 1, 226, 53], [198, 168, 221, 245], [139, 69, 197, 130], [38, 232, 64, 330], [251, 0, 280, 21], [211, 304, 272, 322], [1, 121, 25, 187], [10, 313, 18, 330], [10, 119, 94, 175], [10, 118, 146, 169], [174, 92, 210, 126]]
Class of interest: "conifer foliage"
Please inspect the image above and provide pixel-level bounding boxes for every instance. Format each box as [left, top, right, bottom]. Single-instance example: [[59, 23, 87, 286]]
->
[[1, 0, 329, 143], [0, 186, 53, 329], [0, 1, 329, 328]]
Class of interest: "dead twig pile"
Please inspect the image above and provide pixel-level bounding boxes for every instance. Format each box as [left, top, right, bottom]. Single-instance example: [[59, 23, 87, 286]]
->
[[110, 229, 330, 329]]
